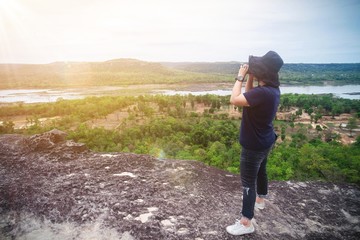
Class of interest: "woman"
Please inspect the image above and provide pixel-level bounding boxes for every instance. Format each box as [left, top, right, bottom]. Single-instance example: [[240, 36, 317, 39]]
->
[[227, 51, 283, 236]]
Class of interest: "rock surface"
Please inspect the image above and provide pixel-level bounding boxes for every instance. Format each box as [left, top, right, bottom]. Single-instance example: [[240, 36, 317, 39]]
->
[[0, 130, 359, 240]]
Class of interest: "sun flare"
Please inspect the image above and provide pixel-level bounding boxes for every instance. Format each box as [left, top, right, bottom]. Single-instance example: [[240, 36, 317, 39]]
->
[[0, 0, 29, 63], [0, 0, 11, 6], [0, 0, 20, 12]]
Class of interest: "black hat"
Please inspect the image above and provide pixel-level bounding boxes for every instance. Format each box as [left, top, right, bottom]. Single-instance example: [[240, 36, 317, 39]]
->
[[248, 51, 284, 87]]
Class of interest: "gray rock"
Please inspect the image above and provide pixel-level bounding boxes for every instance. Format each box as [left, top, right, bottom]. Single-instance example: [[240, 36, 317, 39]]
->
[[0, 130, 359, 240], [27, 129, 67, 151]]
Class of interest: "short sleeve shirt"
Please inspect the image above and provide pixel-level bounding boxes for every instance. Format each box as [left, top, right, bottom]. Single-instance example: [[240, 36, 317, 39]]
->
[[240, 86, 280, 150]]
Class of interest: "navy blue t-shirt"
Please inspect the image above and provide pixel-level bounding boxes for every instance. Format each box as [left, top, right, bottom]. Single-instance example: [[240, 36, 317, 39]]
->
[[240, 86, 280, 150]]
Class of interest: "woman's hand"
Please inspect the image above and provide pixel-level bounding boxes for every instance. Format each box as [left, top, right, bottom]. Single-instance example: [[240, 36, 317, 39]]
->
[[238, 64, 249, 77]]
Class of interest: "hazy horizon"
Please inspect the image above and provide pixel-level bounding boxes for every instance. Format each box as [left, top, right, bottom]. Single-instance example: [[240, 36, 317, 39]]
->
[[1, 58, 360, 65], [1, 0, 359, 64]]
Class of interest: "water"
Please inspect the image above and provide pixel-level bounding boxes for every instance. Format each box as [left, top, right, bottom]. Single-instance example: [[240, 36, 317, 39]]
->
[[0, 89, 82, 103], [0, 85, 359, 103], [157, 85, 360, 100], [0, 87, 123, 103]]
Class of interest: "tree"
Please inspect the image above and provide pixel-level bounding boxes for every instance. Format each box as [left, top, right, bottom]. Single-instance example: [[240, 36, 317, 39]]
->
[[288, 113, 297, 122], [331, 104, 343, 118], [315, 125, 322, 133], [191, 100, 195, 109], [314, 112, 322, 123], [298, 144, 327, 179], [354, 135, 360, 147], [305, 106, 314, 116], [206, 141, 227, 168], [0, 121, 15, 134], [295, 108, 303, 119], [281, 125, 286, 141], [268, 151, 294, 180], [347, 117, 358, 137], [282, 96, 290, 111]]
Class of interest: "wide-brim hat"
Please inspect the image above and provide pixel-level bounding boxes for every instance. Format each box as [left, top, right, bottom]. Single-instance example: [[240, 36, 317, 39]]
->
[[248, 51, 284, 87]]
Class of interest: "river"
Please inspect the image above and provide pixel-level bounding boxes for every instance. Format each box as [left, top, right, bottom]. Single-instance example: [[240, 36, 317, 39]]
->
[[0, 86, 127, 104], [157, 85, 360, 100], [0, 85, 359, 103]]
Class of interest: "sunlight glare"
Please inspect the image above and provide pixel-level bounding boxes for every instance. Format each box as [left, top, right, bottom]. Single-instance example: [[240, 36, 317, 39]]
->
[[0, 0, 20, 12], [0, 0, 10, 6], [0, 0, 29, 63]]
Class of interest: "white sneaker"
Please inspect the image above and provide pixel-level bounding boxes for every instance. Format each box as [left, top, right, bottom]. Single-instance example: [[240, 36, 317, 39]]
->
[[226, 220, 255, 235], [255, 201, 265, 210]]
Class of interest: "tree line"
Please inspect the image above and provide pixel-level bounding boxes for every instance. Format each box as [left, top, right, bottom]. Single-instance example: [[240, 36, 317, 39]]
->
[[0, 93, 359, 184]]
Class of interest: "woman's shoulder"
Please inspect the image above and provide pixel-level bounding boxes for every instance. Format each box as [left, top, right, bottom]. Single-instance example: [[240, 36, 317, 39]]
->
[[254, 85, 279, 93], [255, 86, 280, 98]]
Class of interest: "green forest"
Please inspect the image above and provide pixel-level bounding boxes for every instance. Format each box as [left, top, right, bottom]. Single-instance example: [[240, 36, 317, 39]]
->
[[1, 59, 359, 88], [1, 93, 359, 184]]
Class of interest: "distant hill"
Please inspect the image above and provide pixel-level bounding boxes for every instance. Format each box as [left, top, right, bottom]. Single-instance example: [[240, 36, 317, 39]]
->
[[161, 61, 241, 75], [0, 59, 180, 89], [0, 59, 359, 89], [0, 59, 230, 89]]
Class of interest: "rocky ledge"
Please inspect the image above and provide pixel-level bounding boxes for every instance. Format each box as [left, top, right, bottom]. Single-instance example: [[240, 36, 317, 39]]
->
[[0, 130, 359, 240]]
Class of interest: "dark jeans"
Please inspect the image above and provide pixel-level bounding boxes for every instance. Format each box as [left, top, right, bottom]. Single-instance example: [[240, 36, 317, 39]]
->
[[240, 145, 273, 220]]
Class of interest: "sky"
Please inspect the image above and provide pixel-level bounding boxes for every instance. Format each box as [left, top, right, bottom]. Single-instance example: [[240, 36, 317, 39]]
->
[[0, 0, 359, 64]]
